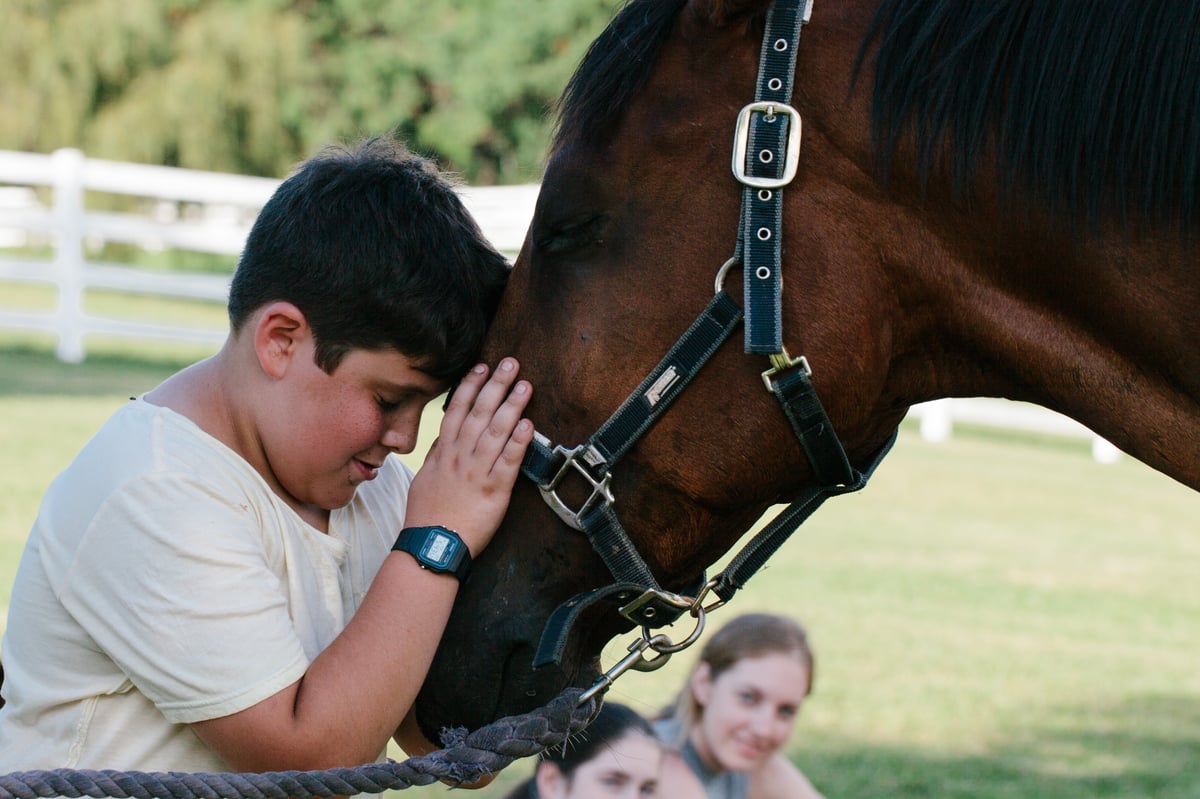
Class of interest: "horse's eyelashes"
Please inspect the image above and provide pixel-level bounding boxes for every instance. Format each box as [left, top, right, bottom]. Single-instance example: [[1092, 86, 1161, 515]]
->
[[535, 213, 606, 254]]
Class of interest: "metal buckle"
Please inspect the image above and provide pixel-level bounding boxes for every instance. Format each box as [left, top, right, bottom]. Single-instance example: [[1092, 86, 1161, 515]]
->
[[617, 588, 694, 627], [578, 635, 672, 705], [537, 444, 615, 532], [578, 608, 710, 706], [689, 576, 729, 616], [732, 102, 802, 189], [760, 348, 811, 392]]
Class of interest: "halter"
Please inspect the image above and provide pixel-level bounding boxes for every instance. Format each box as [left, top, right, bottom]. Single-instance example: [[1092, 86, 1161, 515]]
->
[[518, 0, 897, 703]]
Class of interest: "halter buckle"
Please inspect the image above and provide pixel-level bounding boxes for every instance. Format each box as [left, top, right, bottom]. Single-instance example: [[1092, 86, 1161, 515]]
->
[[760, 348, 811, 392], [732, 102, 802, 189], [537, 444, 615, 532], [578, 635, 672, 705], [617, 588, 694, 628]]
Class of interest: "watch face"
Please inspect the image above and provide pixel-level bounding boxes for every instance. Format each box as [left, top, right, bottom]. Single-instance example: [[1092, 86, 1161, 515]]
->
[[421, 531, 457, 566]]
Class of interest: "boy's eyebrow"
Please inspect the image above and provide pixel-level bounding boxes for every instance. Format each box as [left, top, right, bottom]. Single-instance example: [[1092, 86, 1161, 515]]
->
[[373, 375, 446, 398]]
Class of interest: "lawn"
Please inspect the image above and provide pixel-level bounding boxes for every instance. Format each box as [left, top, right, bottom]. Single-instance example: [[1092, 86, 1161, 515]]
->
[[1, 336, 1197, 799]]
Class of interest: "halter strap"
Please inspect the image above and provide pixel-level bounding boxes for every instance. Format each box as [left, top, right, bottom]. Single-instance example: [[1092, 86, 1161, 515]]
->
[[521, 0, 897, 682], [739, 0, 811, 353]]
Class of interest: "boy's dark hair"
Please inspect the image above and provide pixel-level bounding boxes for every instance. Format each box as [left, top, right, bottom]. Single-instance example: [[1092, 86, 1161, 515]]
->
[[227, 136, 509, 381]]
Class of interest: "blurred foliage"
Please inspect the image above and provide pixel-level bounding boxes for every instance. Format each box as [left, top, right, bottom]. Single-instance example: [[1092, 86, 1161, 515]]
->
[[0, 0, 618, 182]]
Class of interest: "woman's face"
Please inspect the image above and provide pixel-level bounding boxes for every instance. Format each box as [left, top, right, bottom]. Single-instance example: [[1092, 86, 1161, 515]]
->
[[535, 729, 664, 799], [690, 651, 810, 773]]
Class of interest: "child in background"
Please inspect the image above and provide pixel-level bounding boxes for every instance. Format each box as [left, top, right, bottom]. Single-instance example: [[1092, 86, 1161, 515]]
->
[[503, 702, 671, 799]]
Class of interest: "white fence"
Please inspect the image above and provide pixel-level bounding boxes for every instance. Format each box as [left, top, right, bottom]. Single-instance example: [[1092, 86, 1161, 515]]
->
[[0, 148, 1118, 462], [0, 148, 537, 363]]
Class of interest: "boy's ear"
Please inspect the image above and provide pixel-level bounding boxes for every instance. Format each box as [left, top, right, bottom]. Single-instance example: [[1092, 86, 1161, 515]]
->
[[253, 301, 310, 379]]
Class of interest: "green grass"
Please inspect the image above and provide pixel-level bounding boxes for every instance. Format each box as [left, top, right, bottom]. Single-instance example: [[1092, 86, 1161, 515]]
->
[[1, 335, 1197, 798]]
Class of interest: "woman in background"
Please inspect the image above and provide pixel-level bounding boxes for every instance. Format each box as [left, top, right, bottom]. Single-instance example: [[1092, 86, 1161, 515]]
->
[[654, 613, 825, 799]]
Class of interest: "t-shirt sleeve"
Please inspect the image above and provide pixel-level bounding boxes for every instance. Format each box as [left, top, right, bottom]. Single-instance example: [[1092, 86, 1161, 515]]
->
[[57, 472, 309, 724]]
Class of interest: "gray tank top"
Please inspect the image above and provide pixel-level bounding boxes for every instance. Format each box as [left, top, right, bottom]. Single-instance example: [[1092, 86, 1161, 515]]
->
[[652, 717, 749, 799]]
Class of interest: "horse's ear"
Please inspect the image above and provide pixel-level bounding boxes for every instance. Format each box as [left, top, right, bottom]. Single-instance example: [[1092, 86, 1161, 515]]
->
[[690, 0, 773, 27]]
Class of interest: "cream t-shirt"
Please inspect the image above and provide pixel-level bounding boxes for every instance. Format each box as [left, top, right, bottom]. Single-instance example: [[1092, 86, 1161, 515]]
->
[[0, 398, 411, 771]]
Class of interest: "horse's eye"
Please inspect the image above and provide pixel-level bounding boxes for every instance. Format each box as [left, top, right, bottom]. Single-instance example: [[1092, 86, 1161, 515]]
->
[[533, 213, 606, 254]]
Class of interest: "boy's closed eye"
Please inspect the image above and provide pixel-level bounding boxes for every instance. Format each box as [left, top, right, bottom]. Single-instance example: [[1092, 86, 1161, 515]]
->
[[376, 396, 402, 412]]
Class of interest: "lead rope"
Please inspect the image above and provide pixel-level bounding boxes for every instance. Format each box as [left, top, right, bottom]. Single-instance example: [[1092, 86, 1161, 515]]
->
[[0, 689, 596, 799]]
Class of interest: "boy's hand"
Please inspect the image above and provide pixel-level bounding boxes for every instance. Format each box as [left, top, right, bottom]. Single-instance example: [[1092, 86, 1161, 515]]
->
[[404, 358, 533, 556]]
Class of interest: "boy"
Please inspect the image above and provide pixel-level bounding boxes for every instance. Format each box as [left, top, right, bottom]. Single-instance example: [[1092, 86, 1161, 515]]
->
[[0, 137, 533, 772]]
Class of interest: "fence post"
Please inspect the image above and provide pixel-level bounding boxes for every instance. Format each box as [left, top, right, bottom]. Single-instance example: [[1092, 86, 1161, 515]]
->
[[919, 398, 953, 442], [1092, 437, 1121, 464], [51, 147, 86, 363]]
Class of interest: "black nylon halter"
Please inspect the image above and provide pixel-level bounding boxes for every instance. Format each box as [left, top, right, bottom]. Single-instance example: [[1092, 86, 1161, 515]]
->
[[519, 0, 897, 678]]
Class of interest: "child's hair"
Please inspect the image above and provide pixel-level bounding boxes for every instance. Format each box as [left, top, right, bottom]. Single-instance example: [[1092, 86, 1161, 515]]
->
[[664, 613, 814, 742], [503, 702, 657, 799], [227, 135, 509, 381]]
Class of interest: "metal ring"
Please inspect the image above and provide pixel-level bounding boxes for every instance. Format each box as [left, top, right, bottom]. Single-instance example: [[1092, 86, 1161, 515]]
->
[[756, 265, 771, 279], [768, 77, 783, 91], [641, 609, 706, 655], [714, 256, 739, 295], [758, 149, 774, 164], [756, 227, 771, 241], [774, 38, 788, 51], [758, 189, 773, 202]]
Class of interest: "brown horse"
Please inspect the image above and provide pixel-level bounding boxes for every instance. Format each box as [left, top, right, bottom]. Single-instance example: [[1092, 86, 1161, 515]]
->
[[415, 0, 1200, 737]]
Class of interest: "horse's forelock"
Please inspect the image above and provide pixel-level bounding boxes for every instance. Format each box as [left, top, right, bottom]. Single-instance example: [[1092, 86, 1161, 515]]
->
[[693, 0, 772, 26], [553, 0, 688, 149]]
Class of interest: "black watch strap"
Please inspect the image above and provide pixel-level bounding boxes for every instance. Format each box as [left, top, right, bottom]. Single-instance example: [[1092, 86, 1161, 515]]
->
[[392, 525, 471, 581]]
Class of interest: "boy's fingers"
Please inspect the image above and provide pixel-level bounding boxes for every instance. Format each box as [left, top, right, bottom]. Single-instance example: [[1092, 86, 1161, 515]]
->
[[473, 381, 532, 467], [495, 418, 535, 475], [440, 363, 489, 439], [455, 358, 522, 443]]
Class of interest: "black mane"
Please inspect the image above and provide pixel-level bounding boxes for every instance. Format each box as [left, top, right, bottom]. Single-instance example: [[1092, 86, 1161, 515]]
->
[[862, 0, 1200, 228], [558, 0, 1200, 229], [554, 0, 687, 149]]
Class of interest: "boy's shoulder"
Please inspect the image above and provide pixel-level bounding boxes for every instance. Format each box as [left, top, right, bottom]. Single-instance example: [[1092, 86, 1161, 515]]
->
[[54, 399, 267, 518]]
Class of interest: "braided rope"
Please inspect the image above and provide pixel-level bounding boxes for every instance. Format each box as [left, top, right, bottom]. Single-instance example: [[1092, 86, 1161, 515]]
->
[[0, 689, 596, 799]]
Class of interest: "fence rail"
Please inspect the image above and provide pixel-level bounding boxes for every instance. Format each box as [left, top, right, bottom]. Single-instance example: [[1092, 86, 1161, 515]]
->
[[0, 148, 1118, 461], [0, 148, 537, 362]]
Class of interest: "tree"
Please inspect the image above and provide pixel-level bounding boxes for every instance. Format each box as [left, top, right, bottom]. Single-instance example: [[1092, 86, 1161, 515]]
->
[[0, 0, 619, 182]]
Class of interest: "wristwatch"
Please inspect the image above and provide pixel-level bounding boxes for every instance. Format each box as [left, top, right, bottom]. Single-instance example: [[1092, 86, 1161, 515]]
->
[[392, 525, 471, 581]]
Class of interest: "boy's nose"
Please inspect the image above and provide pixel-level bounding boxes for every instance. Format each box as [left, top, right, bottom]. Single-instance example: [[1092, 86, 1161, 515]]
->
[[380, 420, 418, 454]]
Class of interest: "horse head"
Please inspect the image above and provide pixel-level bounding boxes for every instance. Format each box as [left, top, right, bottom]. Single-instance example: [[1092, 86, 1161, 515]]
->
[[413, 0, 905, 736], [416, 0, 1200, 737]]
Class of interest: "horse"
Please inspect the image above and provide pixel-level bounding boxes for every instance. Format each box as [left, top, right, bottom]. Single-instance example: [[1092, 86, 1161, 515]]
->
[[414, 0, 1200, 738]]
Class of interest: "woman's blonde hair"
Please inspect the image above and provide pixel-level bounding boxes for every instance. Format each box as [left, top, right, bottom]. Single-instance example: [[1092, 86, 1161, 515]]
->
[[662, 613, 814, 741]]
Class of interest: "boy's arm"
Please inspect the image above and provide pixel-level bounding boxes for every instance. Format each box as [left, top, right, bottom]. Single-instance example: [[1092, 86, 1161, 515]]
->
[[191, 361, 532, 772]]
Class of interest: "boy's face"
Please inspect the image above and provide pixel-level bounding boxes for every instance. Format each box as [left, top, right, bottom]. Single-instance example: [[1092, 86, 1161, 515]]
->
[[264, 339, 446, 513]]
